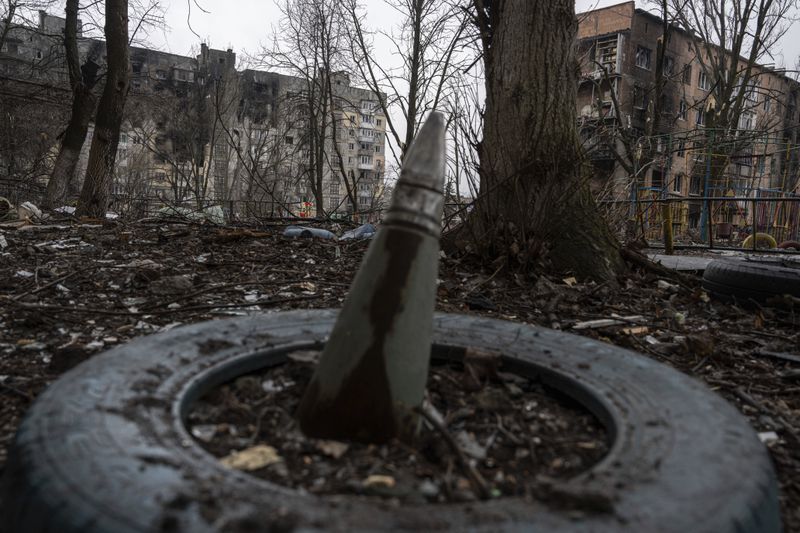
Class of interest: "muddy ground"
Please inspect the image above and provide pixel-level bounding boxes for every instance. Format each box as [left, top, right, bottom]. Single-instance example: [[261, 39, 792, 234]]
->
[[0, 218, 798, 530]]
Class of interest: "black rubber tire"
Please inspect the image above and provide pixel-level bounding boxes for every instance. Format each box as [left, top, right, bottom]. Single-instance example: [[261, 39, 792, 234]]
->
[[702, 256, 800, 302], [0, 311, 781, 533]]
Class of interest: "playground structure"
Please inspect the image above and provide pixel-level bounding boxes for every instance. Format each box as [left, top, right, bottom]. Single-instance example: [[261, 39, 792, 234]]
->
[[601, 127, 800, 249]]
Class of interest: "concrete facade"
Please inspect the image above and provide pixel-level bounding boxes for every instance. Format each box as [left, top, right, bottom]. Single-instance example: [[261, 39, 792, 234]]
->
[[0, 11, 386, 220], [577, 1, 800, 242]]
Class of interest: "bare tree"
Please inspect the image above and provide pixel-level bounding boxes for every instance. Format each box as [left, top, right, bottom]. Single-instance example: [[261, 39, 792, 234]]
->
[[342, 0, 468, 166], [43, 0, 101, 208], [673, 0, 798, 134], [76, 0, 129, 217], [216, 93, 309, 218], [0, 0, 57, 51], [263, 0, 352, 217]]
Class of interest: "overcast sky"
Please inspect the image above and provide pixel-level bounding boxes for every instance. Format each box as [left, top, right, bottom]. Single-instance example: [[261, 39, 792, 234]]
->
[[150, 0, 800, 73]]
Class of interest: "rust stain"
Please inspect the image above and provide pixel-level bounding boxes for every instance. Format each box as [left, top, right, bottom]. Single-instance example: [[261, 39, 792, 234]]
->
[[298, 230, 422, 443]]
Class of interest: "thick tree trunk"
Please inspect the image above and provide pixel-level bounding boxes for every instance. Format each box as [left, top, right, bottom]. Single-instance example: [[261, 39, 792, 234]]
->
[[44, 0, 98, 209], [470, 0, 623, 281], [76, 0, 129, 218]]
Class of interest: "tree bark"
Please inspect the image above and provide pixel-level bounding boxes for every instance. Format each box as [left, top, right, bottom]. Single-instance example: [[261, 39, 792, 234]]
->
[[469, 0, 623, 281], [76, 0, 129, 218], [44, 0, 99, 209]]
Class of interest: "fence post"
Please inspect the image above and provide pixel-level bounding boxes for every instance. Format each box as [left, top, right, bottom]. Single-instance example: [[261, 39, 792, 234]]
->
[[700, 130, 714, 243], [707, 198, 714, 250], [663, 136, 674, 255], [752, 198, 758, 252]]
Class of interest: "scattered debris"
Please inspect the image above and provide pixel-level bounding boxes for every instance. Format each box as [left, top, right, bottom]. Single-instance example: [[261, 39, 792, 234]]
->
[[363, 475, 395, 489], [759, 432, 780, 445], [340, 223, 376, 241], [190, 425, 218, 443], [282, 225, 337, 240], [17, 202, 42, 221], [657, 280, 679, 292], [315, 440, 349, 459], [0, 221, 798, 527]]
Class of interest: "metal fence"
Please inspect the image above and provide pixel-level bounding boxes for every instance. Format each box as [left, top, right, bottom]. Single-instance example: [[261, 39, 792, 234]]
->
[[604, 194, 800, 250]]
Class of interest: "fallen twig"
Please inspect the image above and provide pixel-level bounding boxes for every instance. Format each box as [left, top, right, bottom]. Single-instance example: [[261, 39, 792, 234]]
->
[[572, 315, 645, 330], [620, 247, 695, 290], [12, 271, 79, 302], [415, 404, 491, 500]]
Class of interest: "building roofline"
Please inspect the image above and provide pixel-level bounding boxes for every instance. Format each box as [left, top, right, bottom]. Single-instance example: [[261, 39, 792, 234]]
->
[[576, 0, 634, 17], [578, 2, 800, 88]]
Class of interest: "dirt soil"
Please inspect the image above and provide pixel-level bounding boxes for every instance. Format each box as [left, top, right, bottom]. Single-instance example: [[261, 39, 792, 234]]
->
[[1, 218, 799, 529], [188, 357, 607, 504]]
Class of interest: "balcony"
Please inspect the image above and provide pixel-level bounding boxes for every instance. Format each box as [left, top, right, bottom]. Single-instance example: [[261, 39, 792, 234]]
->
[[358, 133, 374, 144], [358, 162, 374, 170]]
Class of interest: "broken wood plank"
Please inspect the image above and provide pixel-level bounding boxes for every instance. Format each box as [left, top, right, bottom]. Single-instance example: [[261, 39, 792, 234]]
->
[[572, 315, 644, 330]]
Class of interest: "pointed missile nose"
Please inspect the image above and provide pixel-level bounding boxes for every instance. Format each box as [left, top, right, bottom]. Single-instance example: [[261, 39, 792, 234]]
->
[[384, 111, 446, 237], [398, 111, 446, 190]]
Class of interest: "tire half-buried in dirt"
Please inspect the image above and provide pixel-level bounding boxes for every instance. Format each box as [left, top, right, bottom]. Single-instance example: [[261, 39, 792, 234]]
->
[[0, 310, 780, 532], [702, 255, 800, 303]]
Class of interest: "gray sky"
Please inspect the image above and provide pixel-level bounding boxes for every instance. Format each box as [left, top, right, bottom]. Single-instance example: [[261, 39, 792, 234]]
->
[[151, 0, 800, 73]]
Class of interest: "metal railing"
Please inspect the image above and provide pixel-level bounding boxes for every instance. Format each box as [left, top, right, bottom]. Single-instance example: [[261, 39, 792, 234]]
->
[[602, 194, 800, 251]]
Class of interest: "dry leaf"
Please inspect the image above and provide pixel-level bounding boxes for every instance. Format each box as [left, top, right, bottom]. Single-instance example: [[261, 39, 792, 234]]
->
[[364, 475, 395, 488], [220, 445, 281, 471], [315, 440, 349, 459], [563, 277, 577, 287]]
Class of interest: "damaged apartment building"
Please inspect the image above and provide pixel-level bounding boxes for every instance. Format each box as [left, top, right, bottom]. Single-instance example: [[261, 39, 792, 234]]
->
[[0, 10, 386, 220], [577, 1, 800, 240]]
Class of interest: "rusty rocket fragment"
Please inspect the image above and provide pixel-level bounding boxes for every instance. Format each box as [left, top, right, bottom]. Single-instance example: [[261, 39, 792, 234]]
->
[[296, 112, 446, 443]]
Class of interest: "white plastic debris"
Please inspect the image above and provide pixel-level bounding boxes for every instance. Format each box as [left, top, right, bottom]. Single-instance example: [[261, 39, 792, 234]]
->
[[0, 235, 7, 249], [54, 206, 76, 214], [18, 201, 42, 220], [657, 280, 678, 292], [243, 291, 260, 302], [644, 335, 661, 345], [190, 424, 218, 443], [15, 270, 34, 278], [758, 431, 779, 444]]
